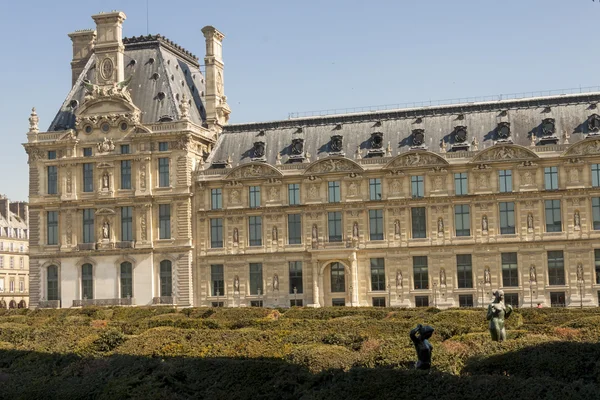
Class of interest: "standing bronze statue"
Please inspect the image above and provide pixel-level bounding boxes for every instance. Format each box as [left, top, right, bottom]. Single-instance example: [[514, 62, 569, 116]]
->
[[410, 324, 434, 370], [486, 290, 513, 341]]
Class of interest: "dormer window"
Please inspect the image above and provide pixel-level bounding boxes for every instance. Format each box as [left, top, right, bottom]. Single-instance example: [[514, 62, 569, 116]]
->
[[412, 129, 425, 147], [541, 118, 555, 136], [454, 126, 467, 143], [330, 135, 343, 153], [253, 141, 266, 159], [291, 138, 304, 155], [158, 115, 173, 122], [370, 132, 384, 149], [588, 114, 600, 132], [497, 122, 511, 139]]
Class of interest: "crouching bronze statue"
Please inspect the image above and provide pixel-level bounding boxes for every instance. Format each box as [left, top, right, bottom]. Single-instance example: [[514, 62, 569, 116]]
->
[[410, 324, 434, 370]]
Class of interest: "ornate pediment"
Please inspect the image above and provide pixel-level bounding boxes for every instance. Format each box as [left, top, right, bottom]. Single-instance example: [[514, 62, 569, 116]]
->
[[469, 144, 538, 164], [95, 208, 115, 216], [561, 138, 600, 158], [303, 157, 364, 176], [225, 162, 283, 180], [384, 151, 448, 170]]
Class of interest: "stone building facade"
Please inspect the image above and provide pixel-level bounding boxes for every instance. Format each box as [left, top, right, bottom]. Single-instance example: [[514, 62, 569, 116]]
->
[[25, 10, 600, 308], [0, 196, 29, 308]]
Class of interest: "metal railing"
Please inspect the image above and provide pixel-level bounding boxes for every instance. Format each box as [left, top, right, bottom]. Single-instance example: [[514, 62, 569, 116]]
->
[[152, 296, 175, 305], [38, 300, 61, 309]]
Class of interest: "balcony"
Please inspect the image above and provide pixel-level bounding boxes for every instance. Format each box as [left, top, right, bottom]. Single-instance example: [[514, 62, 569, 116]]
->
[[72, 298, 135, 307], [38, 300, 61, 309], [77, 243, 97, 251], [116, 241, 135, 249], [152, 296, 175, 305]]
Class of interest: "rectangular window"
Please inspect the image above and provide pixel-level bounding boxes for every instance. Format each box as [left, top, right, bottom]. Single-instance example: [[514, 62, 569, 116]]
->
[[502, 252, 519, 287], [548, 250, 565, 286], [159, 204, 171, 239], [499, 202, 516, 234], [248, 216, 262, 246], [211, 189, 222, 210], [456, 254, 473, 288], [499, 170, 512, 193], [19, 278, 24, 293], [120, 144, 130, 154], [328, 181, 341, 203], [328, 211, 342, 242], [592, 164, 600, 187], [550, 292, 566, 307], [330, 262, 345, 292], [454, 173, 468, 196], [411, 207, 427, 238], [47, 211, 58, 245], [47, 166, 58, 195], [411, 176, 424, 198], [9, 258, 13, 269], [369, 178, 382, 200], [290, 299, 303, 307], [459, 294, 474, 307], [332, 298, 346, 307], [504, 293, 519, 308], [369, 209, 384, 240], [593, 198, 600, 230], [288, 184, 300, 205], [210, 218, 223, 248], [158, 142, 169, 151], [544, 166, 558, 190], [454, 204, 471, 237], [83, 148, 92, 157], [249, 186, 261, 208], [211, 264, 224, 296], [48, 151, 57, 160], [120, 263, 133, 298], [82, 264, 93, 299], [289, 261, 303, 294], [415, 296, 429, 307], [83, 209, 95, 243], [288, 214, 302, 244], [83, 163, 94, 192], [413, 256, 428, 289], [9, 279, 14, 292], [545, 199, 562, 232], [372, 297, 386, 307], [249, 263, 263, 295], [250, 300, 263, 307], [120, 160, 131, 189], [158, 158, 169, 187], [370, 258, 386, 291], [121, 207, 133, 242], [596, 249, 600, 285]]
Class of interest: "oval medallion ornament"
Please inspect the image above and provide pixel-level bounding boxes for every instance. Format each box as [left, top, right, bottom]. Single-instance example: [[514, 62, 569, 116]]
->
[[101, 58, 114, 80]]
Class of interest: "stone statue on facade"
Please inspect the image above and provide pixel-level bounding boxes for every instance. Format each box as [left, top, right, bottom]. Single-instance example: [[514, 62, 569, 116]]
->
[[29, 107, 39, 133], [577, 263, 584, 282], [396, 270, 403, 288], [527, 213, 534, 232], [439, 268, 446, 286], [233, 228, 239, 245], [482, 215, 488, 233], [410, 324, 434, 370], [352, 222, 359, 239], [179, 93, 190, 119], [437, 218, 444, 236], [529, 265, 537, 283], [233, 275, 240, 293], [272, 226, 278, 243], [486, 290, 513, 342], [484, 267, 491, 284], [311, 224, 318, 248], [273, 274, 279, 291], [394, 220, 401, 237], [102, 172, 110, 189], [102, 221, 110, 239], [574, 210, 581, 230]]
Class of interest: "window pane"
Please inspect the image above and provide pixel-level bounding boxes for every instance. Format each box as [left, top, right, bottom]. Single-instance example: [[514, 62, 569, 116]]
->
[[159, 142, 169, 151], [159, 204, 171, 239], [544, 167, 558, 190], [249, 216, 262, 246], [328, 212, 342, 242], [456, 254, 472, 288], [288, 214, 302, 244], [211, 264, 224, 296], [160, 260, 172, 297], [499, 170, 512, 193], [82, 263, 93, 299], [330, 262, 345, 292], [83, 163, 94, 192], [289, 261, 303, 294], [454, 204, 471, 236], [454, 173, 467, 196], [328, 181, 340, 203], [595, 249, 600, 285], [47, 166, 58, 195], [249, 186, 261, 208], [548, 251, 565, 285], [593, 198, 600, 230], [369, 179, 382, 200], [288, 184, 300, 205], [592, 164, 600, 188], [502, 252, 518, 287], [249, 263, 263, 295], [499, 202, 515, 234], [121, 206, 133, 241], [120, 262, 133, 298], [411, 207, 426, 238], [47, 265, 59, 301], [370, 258, 386, 291], [210, 218, 223, 248], [545, 199, 562, 232], [47, 211, 58, 245], [211, 188, 222, 210], [411, 176, 424, 198], [413, 256, 428, 289], [121, 160, 131, 189], [158, 158, 169, 187], [83, 209, 95, 243], [369, 209, 384, 240]]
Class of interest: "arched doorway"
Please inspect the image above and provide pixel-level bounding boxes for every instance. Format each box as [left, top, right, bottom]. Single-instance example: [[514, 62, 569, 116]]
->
[[0, 300, 6, 309], [18, 300, 26, 309], [320, 261, 352, 307], [9, 300, 17, 309]]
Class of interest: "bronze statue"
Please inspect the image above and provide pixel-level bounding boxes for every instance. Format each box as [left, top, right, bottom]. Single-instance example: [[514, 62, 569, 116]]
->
[[410, 324, 434, 370], [486, 290, 513, 341]]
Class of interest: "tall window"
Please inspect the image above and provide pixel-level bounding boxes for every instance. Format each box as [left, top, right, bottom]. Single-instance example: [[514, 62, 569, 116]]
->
[[499, 202, 515, 234], [83, 148, 92, 157], [544, 200, 562, 232], [210, 218, 223, 248], [288, 184, 300, 205], [288, 214, 302, 244], [249, 263, 263, 295], [120, 144, 130, 154], [249, 186, 261, 208], [83, 163, 94, 192], [411, 176, 424, 198], [47, 265, 59, 301], [211, 189, 222, 210], [83, 209, 95, 243], [120, 262, 133, 298], [499, 170, 512, 193], [330, 262, 345, 292], [47, 211, 58, 245], [544, 166, 558, 190], [459, 295, 474, 308], [158, 142, 169, 151], [328, 181, 341, 203], [121, 207, 133, 241], [595, 249, 600, 285], [328, 211, 342, 242], [413, 256, 428, 289], [369, 178, 382, 200], [121, 160, 131, 189], [456, 254, 473, 288], [159, 204, 171, 239], [289, 261, 303, 294], [593, 198, 600, 230], [47, 166, 58, 195], [248, 216, 262, 246], [454, 205, 471, 237], [411, 207, 426, 238], [548, 251, 565, 285], [48, 151, 57, 160], [158, 158, 169, 187], [369, 209, 384, 240], [160, 260, 172, 297], [82, 263, 93, 299], [454, 173, 468, 196], [370, 258, 386, 291], [592, 164, 600, 187], [211, 264, 224, 296], [502, 252, 518, 287]]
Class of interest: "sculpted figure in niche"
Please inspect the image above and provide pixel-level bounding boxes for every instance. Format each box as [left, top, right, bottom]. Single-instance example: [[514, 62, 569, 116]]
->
[[233, 275, 240, 293], [577, 263, 584, 282], [102, 221, 110, 239], [410, 324, 434, 370], [233, 228, 239, 245], [527, 213, 534, 232], [308, 184, 319, 199], [390, 179, 401, 194], [311, 224, 318, 248], [102, 172, 110, 189], [348, 181, 358, 197], [482, 215, 488, 233], [439, 268, 446, 286], [437, 218, 444, 235], [484, 267, 491, 284], [269, 186, 279, 201], [230, 189, 240, 204], [394, 219, 400, 237], [273, 274, 279, 291], [487, 290, 513, 342], [272, 226, 278, 243], [396, 270, 403, 288], [529, 265, 537, 283], [574, 210, 581, 230], [353, 222, 359, 239]]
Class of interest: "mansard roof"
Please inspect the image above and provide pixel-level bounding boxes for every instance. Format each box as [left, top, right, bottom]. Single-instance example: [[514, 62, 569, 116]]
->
[[211, 92, 600, 168], [48, 35, 206, 131]]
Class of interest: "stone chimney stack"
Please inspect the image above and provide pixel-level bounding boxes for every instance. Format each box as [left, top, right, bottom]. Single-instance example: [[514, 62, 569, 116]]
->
[[67, 30, 96, 87], [9, 202, 28, 223], [0, 196, 9, 221], [91, 11, 127, 85], [202, 26, 231, 135]]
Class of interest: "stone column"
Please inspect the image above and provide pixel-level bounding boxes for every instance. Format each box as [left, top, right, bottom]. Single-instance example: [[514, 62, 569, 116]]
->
[[350, 251, 359, 306], [310, 261, 320, 307]]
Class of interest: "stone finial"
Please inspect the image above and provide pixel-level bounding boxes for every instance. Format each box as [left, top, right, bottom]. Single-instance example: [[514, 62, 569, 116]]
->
[[471, 137, 479, 151], [386, 141, 392, 157], [355, 145, 362, 160], [275, 152, 282, 165], [29, 107, 39, 133], [179, 93, 190, 119]]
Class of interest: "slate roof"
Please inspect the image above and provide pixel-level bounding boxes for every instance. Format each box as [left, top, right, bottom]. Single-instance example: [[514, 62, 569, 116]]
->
[[48, 35, 206, 131], [209, 92, 600, 167]]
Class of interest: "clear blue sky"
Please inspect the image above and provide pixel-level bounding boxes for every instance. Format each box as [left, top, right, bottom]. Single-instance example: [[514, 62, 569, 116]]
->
[[1, 0, 598, 201]]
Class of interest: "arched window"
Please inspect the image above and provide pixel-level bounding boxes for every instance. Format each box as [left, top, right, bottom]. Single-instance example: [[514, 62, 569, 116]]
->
[[18, 300, 26, 309], [82, 263, 93, 299], [47, 265, 59, 301], [330, 262, 345, 293], [9, 300, 16, 309], [120, 262, 133, 298], [160, 260, 172, 297]]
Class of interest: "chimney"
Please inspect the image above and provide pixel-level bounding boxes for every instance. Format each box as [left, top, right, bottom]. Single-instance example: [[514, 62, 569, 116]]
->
[[91, 11, 127, 85], [0, 196, 9, 220], [68, 29, 96, 87], [9, 202, 28, 223], [202, 26, 231, 134]]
